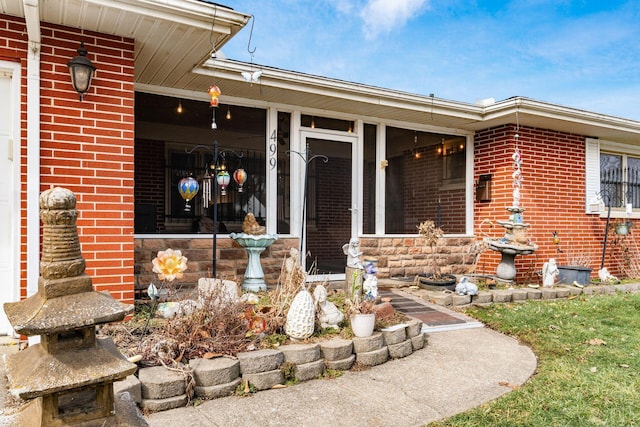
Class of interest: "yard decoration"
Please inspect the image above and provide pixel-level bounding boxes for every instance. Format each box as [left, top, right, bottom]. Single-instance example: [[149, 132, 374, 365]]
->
[[177, 175, 199, 211], [284, 286, 315, 339], [416, 219, 457, 290], [484, 142, 537, 282], [313, 284, 344, 330]]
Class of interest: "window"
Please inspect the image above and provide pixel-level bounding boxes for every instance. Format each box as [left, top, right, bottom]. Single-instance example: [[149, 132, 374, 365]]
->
[[134, 92, 267, 234], [384, 127, 467, 234], [585, 138, 640, 214]]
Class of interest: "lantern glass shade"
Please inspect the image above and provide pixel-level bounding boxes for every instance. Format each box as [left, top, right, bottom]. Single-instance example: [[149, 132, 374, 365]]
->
[[216, 170, 231, 195], [233, 168, 247, 192], [67, 42, 96, 101], [178, 176, 199, 211]]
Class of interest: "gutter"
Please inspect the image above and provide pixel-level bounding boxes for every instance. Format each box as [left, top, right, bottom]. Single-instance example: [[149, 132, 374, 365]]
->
[[23, 0, 40, 301]]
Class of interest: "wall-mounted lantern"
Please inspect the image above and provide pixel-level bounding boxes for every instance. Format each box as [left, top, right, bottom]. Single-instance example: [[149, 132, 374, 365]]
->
[[67, 42, 96, 101]]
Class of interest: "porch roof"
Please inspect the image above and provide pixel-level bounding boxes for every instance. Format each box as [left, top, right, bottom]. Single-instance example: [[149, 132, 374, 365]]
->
[[4, 0, 640, 144]]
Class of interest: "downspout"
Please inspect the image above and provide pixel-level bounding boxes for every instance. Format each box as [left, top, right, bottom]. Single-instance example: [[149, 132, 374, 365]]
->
[[23, 0, 41, 305]]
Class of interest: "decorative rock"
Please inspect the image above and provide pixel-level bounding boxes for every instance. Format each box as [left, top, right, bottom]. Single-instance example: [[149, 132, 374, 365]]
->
[[114, 375, 142, 404], [527, 289, 542, 299], [555, 287, 570, 298], [472, 291, 493, 304], [284, 288, 315, 339], [372, 301, 395, 320], [388, 339, 413, 359], [541, 288, 556, 300], [140, 394, 188, 412], [319, 339, 353, 361], [279, 343, 321, 365], [426, 292, 452, 306], [189, 357, 240, 387], [139, 366, 186, 400], [352, 332, 384, 353], [405, 319, 422, 338], [452, 294, 471, 306], [511, 289, 529, 301], [411, 333, 426, 351], [324, 355, 355, 370], [194, 378, 241, 399], [294, 359, 325, 382], [238, 349, 284, 374], [242, 369, 284, 391], [356, 347, 389, 367], [381, 324, 407, 345], [491, 290, 512, 303]]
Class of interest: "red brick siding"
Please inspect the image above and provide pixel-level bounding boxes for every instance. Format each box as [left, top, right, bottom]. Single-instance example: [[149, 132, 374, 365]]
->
[[474, 124, 617, 281], [1, 14, 136, 303]]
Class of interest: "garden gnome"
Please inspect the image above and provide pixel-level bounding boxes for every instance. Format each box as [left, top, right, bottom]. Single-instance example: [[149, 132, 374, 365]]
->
[[313, 284, 344, 329], [542, 258, 559, 287], [342, 238, 363, 268]]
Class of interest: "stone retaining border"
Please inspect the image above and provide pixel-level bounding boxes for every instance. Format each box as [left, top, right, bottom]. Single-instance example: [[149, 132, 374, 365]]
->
[[402, 283, 640, 307], [123, 320, 429, 413]]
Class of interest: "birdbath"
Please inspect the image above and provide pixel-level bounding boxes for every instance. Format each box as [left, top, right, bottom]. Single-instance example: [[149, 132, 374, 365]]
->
[[231, 232, 278, 291]]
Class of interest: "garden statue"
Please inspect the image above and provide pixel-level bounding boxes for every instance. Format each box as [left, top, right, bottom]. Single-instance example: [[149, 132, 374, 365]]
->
[[598, 267, 618, 283], [363, 259, 379, 300], [285, 286, 315, 339], [342, 237, 363, 268], [455, 276, 479, 296], [313, 284, 344, 329], [542, 258, 559, 287], [242, 212, 266, 235]]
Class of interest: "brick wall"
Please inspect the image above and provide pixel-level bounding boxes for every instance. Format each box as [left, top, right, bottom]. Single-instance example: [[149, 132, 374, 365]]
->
[[474, 124, 622, 282], [1, 14, 136, 302]]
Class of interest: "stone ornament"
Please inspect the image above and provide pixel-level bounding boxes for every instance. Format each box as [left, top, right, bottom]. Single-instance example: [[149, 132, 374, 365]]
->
[[285, 288, 315, 339], [313, 284, 344, 330], [542, 258, 559, 287]]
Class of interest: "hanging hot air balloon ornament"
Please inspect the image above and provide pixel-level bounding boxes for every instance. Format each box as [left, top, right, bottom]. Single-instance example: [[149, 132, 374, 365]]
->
[[208, 85, 221, 107], [233, 167, 247, 192], [178, 175, 199, 211], [216, 168, 231, 196], [208, 85, 221, 129]]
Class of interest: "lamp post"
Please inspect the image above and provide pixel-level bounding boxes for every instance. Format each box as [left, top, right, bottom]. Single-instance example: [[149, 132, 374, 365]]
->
[[184, 141, 245, 277]]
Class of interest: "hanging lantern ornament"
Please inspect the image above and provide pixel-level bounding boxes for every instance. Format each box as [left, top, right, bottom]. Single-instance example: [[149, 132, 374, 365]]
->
[[178, 175, 199, 211], [216, 170, 231, 195], [233, 168, 247, 192], [208, 85, 221, 107]]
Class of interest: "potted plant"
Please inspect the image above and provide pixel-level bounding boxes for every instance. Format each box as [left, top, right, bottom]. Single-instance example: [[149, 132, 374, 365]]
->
[[416, 220, 457, 290], [346, 270, 376, 337], [557, 250, 592, 286]]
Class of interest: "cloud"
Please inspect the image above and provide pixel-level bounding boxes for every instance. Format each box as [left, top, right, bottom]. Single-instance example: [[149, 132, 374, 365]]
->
[[359, 0, 430, 39]]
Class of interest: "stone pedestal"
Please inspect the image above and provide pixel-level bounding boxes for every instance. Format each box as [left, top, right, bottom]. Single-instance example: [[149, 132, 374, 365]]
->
[[230, 233, 278, 292]]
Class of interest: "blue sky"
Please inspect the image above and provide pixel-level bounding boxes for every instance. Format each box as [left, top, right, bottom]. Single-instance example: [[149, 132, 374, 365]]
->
[[220, 1, 640, 120]]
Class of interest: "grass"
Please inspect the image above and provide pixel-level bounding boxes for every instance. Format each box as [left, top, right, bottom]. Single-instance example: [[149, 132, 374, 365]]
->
[[429, 292, 640, 427]]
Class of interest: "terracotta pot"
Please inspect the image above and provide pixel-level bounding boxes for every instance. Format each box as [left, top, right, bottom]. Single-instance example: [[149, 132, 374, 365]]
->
[[351, 313, 375, 338]]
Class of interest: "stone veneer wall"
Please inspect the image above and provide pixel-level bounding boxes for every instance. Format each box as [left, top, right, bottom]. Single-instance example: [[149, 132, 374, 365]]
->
[[134, 237, 298, 293], [134, 236, 479, 293]]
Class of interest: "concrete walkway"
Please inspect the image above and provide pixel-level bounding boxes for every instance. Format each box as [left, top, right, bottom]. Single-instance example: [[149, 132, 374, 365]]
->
[[145, 327, 537, 427]]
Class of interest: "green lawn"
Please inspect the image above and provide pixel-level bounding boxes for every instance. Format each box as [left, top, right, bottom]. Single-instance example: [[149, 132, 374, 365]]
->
[[428, 292, 640, 427]]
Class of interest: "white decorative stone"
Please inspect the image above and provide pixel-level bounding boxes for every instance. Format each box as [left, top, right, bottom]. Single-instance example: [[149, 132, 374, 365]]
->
[[285, 288, 315, 339]]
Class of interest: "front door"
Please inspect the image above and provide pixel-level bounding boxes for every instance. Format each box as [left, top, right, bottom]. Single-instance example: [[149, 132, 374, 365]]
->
[[301, 133, 357, 280], [0, 64, 18, 335]]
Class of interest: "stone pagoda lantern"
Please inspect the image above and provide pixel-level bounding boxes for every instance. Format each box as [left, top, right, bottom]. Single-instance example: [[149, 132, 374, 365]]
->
[[3, 187, 142, 426]]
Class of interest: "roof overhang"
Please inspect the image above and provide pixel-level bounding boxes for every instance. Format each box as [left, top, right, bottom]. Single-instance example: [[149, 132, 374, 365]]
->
[[1, 0, 251, 87], [3, 0, 640, 144]]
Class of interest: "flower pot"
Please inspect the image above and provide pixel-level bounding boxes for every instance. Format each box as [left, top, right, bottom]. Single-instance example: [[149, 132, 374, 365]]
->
[[351, 313, 375, 338], [557, 265, 592, 286], [417, 273, 457, 291]]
